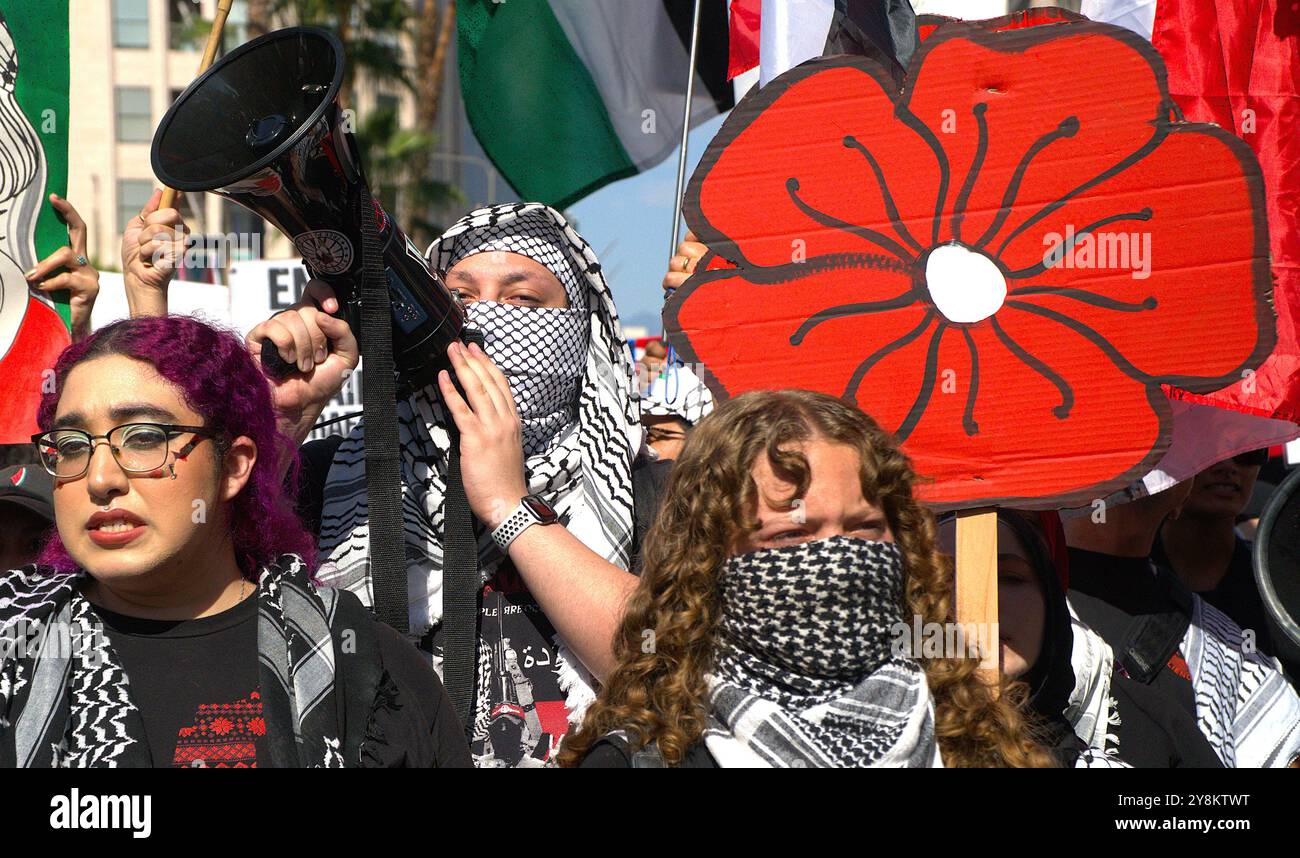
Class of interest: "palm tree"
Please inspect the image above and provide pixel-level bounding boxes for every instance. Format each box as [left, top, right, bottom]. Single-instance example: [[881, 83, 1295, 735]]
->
[[233, 0, 460, 236]]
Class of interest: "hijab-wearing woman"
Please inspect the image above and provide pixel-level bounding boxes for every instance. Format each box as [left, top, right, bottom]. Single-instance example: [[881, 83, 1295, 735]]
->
[[560, 389, 1055, 768], [936, 510, 1223, 768], [0, 316, 468, 767]]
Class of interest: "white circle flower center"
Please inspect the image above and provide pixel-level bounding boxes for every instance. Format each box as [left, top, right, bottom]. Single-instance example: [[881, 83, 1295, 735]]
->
[[925, 244, 1007, 324]]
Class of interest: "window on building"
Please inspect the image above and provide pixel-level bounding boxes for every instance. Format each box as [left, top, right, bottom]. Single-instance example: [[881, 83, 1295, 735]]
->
[[115, 87, 152, 143], [225, 0, 250, 49], [118, 180, 155, 235], [169, 0, 203, 51], [113, 0, 150, 49], [376, 93, 401, 122]]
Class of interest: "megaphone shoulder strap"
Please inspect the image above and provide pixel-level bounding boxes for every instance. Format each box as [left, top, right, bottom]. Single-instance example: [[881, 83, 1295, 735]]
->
[[356, 188, 418, 636]]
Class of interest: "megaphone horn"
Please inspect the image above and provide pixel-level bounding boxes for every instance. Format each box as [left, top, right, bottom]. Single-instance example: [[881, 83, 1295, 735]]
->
[[151, 26, 463, 389]]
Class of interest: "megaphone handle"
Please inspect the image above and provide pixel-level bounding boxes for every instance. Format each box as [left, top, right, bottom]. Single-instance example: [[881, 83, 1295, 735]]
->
[[260, 338, 296, 381], [259, 294, 331, 380]]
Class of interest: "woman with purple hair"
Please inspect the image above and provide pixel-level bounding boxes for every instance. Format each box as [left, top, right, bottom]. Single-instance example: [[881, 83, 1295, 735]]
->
[[0, 315, 470, 767]]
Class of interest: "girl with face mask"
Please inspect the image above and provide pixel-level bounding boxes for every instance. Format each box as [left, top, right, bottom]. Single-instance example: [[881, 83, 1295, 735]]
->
[[0, 316, 469, 768], [559, 389, 1056, 768]]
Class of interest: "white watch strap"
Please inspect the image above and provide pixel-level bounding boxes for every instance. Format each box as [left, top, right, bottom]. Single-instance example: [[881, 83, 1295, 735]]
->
[[490, 501, 537, 552]]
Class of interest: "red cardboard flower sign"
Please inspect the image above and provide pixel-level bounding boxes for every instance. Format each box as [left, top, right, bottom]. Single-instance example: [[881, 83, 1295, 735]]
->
[[665, 19, 1274, 510]]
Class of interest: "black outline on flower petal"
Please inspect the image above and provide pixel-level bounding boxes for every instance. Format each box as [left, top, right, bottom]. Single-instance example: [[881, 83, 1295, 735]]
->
[[895, 323, 948, 443], [973, 116, 1080, 250], [990, 315, 1074, 418], [790, 290, 919, 346], [841, 135, 924, 254], [994, 135, 1165, 259], [786, 177, 915, 263], [1011, 285, 1156, 313], [843, 311, 935, 404], [894, 104, 952, 247], [951, 102, 989, 244], [1006, 207, 1154, 280], [959, 327, 980, 436]]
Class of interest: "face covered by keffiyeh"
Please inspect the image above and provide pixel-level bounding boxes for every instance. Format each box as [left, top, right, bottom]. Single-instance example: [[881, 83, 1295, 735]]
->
[[317, 203, 641, 715], [0, 555, 381, 768], [702, 536, 943, 768]]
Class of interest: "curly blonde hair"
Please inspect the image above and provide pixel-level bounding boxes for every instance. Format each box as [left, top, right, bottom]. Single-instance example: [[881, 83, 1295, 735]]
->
[[559, 389, 1055, 768]]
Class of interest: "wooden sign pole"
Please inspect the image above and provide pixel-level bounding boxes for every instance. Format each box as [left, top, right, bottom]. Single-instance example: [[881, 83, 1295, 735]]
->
[[157, 0, 235, 211], [955, 507, 999, 683]]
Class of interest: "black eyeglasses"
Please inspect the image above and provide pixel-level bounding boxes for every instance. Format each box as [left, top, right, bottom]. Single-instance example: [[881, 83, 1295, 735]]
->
[[645, 426, 688, 444], [31, 423, 216, 480]]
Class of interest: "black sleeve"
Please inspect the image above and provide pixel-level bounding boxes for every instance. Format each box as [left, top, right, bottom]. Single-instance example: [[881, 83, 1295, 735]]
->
[[368, 619, 473, 768], [576, 738, 634, 768], [293, 435, 345, 536]]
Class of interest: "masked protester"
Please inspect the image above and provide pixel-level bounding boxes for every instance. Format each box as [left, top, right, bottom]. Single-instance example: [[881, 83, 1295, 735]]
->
[[560, 389, 1055, 768], [0, 316, 469, 768], [258, 204, 650, 768]]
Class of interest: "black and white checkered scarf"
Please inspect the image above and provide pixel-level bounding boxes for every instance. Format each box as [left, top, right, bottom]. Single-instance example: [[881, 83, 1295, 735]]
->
[[0, 555, 376, 767], [703, 537, 942, 768], [318, 203, 641, 722]]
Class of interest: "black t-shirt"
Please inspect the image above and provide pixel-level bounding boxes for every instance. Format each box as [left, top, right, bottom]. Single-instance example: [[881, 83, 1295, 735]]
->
[[423, 561, 574, 768], [91, 595, 471, 768], [92, 595, 264, 768]]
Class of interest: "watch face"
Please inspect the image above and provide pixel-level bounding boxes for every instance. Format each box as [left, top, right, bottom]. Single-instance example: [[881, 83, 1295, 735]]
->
[[522, 495, 558, 522]]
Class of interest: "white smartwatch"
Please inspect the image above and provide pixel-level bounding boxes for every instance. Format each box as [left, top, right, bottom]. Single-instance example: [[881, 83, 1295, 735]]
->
[[490, 494, 560, 552]]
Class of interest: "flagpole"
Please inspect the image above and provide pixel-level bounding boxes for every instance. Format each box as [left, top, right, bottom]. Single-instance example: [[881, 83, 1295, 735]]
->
[[668, 0, 704, 260]]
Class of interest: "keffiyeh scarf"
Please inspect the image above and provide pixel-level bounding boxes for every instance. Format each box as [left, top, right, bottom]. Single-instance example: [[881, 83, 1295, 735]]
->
[[703, 537, 942, 768], [0, 555, 379, 768], [1183, 595, 1300, 768], [642, 360, 713, 426], [1064, 603, 1123, 756], [318, 203, 641, 720]]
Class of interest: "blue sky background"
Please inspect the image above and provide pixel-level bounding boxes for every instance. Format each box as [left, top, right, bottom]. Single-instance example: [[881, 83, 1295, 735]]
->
[[569, 115, 727, 336]]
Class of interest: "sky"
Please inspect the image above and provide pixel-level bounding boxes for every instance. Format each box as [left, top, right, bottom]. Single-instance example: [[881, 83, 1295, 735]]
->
[[568, 115, 727, 337]]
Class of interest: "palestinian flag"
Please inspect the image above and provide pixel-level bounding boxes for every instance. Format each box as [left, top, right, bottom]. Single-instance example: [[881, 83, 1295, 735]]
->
[[457, 0, 734, 209], [727, 0, 918, 87], [0, 1, 70, 444]]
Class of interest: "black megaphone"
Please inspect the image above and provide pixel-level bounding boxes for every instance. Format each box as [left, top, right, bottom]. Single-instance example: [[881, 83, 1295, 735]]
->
[[150, 26, 463, 389]]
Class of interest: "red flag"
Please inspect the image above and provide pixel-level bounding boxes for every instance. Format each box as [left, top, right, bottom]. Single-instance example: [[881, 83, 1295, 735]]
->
[[728, 0, 761, 80], [1152, 0, 1300, 424]]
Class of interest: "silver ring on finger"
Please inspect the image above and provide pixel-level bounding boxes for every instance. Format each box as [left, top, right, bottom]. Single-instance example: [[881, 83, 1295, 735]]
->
[[74, 254, 89, 267]]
